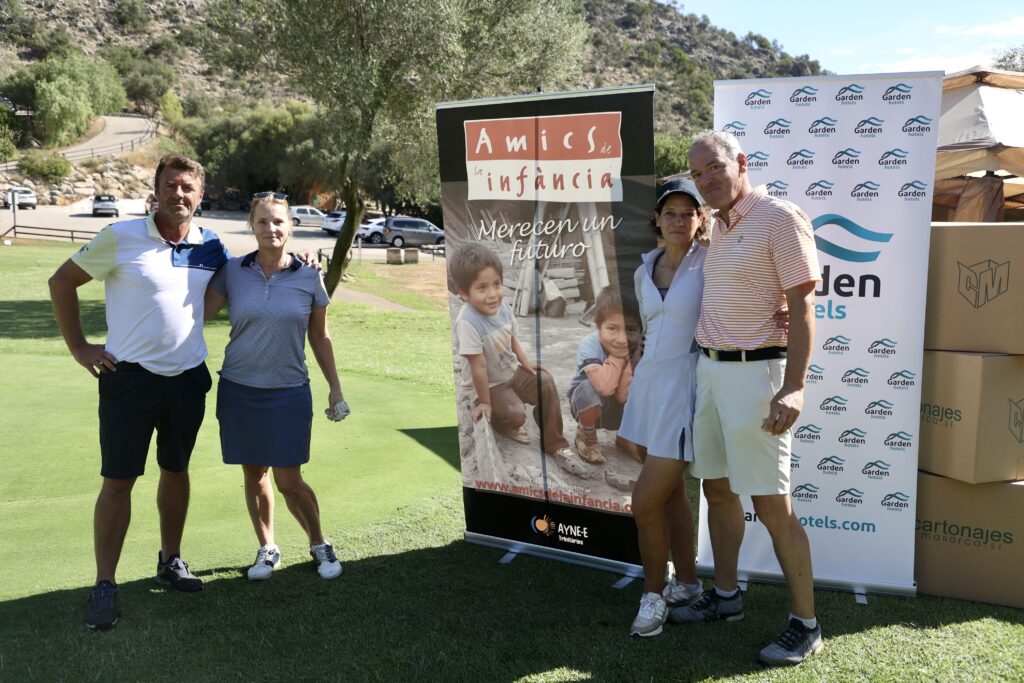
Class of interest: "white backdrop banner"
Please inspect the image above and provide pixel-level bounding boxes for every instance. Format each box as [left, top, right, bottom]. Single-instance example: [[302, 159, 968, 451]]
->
[[697, 72, 943, 595]]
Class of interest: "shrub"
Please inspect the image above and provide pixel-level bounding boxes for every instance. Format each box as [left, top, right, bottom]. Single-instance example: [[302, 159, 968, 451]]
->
[[114, 0, 150, 31], [0, 138, 16, 163], [18, 150, 72, 183]]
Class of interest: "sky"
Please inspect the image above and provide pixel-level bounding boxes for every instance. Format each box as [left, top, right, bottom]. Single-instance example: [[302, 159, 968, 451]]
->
[[672, 0, 1022, 76]]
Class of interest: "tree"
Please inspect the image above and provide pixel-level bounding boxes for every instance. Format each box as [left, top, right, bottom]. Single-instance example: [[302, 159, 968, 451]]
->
[[36, 75, 92, 145], [653, 132, 692, 179], [994, 45, 1024, 72], [207, 0, 587, 294]]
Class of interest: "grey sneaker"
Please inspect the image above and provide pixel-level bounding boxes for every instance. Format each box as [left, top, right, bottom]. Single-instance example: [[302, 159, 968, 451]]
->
[[758, 618, 824, 666], [310, 542, 342, 580], [630, 592, 668, 637], [85, 580, 119, 630], [668, 589, 743, 623], [155, 552, 203, 592], [662, 575, 703, 607], [247, 544, 282, 581]]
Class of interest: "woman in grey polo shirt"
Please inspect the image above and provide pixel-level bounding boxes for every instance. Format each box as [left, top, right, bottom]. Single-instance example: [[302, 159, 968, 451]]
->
[[205, 193, 346, 581]]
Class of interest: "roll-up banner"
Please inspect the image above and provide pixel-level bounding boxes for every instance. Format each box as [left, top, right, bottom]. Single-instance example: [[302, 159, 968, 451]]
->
[[436, 86, 656, 571], [699, 73, 943, 595]]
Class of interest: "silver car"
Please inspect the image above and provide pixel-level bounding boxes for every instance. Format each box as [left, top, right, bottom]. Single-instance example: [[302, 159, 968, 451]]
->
[[92, 194, 119, 217], [3, 186, 37, 209], [383, 216, 444, 247]]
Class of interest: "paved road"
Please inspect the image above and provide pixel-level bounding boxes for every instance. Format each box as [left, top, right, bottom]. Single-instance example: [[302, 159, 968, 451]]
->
[[0, 200, 415, 265], [0, 115, 156, 172]]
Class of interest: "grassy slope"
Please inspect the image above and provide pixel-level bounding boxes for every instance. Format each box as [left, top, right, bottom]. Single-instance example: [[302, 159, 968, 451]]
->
[[0, 242, 1021, 682]]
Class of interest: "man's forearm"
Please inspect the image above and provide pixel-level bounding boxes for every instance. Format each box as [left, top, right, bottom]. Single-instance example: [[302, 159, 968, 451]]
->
[[49, 276, 88, 352], [783, 287, 816, 390]]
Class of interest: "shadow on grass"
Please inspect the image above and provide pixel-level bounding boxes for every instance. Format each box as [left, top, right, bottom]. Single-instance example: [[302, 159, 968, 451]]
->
[[400, 426, 460, 471], [0, 540, 1019, 681], [0, 299, 107, 339]]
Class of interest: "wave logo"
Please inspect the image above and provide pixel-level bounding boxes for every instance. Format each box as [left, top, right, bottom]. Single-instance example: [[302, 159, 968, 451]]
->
[[812, 214, 893, 263], [791, 85, 819, 105], [899, 180, 928, 200], [865, 399, 894, 419], [766, 180, 789, 197], [862, 460, 892, 479], [806, 364, 825, 384], [855, 116, 885, 136], [724, 120, 747, 137], [836, 487, 865, 507], [883, 83, 913, 103], [817, 455, 846, 474], [832, 148, 861, 167], [879, 148, 909, 168], [888, 370, 916, 390], [791, 452, 802, 469], [836, 83, 865, 103], [764, 118, 793, 137], [881, 491, 911, 510], [745, 88, 773, 107], [868, 338, 897, 357], [851, 180, 880, 200], [820, 395, 849, 414], [808, 115, 837, 136], [838, 428, 867, 447], [747, 150, 770, 169], [805, 179, 833, 200], [822, 334, 851, 354], [885, 431, 914, 451], [791, 483, 820, 501], [795, 424, 823, 442], [530, 514, 555, 536], [788, 149, 816, 168], [841, 368, 870, 386], [903, 114, 933, 135]]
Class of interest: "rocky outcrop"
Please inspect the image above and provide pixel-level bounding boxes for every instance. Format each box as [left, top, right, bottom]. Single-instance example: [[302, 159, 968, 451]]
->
[[0, 158, 154, 205]]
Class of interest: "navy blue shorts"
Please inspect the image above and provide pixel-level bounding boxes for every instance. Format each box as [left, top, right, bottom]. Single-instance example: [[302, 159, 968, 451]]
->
[[216, 377, 312, 468], [98, 362, 212, 479]]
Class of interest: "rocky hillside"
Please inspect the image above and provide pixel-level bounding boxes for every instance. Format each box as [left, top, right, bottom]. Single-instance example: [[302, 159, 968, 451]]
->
[[1, 0, 823, 134], [0, 157, 155, 206]]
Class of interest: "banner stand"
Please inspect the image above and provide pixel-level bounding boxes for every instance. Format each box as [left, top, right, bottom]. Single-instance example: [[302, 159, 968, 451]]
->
[[465, 532, 643, 579]]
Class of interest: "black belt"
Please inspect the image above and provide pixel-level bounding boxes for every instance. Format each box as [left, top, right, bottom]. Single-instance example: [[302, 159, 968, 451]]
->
[[699, 346, 787, 362]]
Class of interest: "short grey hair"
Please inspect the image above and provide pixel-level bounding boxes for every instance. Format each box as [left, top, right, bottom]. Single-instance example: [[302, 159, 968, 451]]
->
[[690, 129, 744, 160]]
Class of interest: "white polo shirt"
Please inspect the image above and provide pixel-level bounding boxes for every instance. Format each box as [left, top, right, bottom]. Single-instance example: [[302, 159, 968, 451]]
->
[[71, 214, 229, 376]]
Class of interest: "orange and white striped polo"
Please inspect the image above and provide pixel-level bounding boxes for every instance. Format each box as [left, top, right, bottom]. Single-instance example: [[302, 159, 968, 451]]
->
[[695, 185, 820, 351]]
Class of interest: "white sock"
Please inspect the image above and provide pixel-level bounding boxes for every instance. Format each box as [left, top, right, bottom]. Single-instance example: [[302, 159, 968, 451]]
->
[[790, 613, 818, 629], [714, 586, 740, 599]]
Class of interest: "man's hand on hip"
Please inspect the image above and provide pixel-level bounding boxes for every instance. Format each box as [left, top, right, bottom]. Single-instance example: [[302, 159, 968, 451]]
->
[[763, 385, 803, 435], [71, 343, 118, 378]]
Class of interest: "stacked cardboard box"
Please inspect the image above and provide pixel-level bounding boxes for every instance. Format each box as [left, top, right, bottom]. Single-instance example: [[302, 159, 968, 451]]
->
[[918, 223, 1024, 609]]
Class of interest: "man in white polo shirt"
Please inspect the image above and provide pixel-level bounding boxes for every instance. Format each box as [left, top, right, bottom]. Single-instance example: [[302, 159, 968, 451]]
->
[[49, 155, 228, 630], [669, 130, 823, 667]]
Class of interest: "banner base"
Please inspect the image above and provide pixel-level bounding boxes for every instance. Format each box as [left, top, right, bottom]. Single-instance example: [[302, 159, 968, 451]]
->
[[466, 531, 643, 578], [697, 562, 917, 598]]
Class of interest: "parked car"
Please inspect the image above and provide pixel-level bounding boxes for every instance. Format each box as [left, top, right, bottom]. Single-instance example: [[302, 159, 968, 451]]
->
[[3, 186, 37, 209], [92, 194, 119, 217], [356, 217, 386, 244], [321, 211, 346, 236], [383, 216, 444, 248], [146, 193, 202, 216], [289, 205, 325, 226]]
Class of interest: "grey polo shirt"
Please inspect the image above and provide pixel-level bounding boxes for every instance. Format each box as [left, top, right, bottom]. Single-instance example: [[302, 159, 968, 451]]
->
[[210, 252, 330, 388]]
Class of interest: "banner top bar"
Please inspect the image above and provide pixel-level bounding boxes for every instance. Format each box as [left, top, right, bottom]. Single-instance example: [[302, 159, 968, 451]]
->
[[437, 83, 655, 110], [714, 71, 944, 87]]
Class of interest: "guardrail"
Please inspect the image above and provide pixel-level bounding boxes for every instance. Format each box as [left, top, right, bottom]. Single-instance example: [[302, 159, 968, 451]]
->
[[0, 115, 157, 172], [1, 224, 98, 243]]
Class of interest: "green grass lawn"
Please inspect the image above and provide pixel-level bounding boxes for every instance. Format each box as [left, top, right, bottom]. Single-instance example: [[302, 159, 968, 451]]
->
[[0, 241, 1021, 682]]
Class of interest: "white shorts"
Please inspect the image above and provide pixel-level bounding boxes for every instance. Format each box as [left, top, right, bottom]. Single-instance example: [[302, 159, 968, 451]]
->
[[689, 354, 792, 495]]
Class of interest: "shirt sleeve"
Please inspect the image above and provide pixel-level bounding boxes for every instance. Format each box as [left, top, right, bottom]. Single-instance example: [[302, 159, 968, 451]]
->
[[312, 271, 330, 309], [208, 263, 228, 297], [455, 315, 483, 357], [771, 204, 821, 290], [575, 332, 604, 370], [69, 226, 117, 280]]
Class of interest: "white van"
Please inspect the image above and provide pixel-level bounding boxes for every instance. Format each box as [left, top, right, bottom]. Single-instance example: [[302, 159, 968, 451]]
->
[[3, 186, 38, 209]]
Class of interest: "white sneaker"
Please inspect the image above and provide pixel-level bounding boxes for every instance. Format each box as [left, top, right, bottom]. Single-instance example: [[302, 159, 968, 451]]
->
[[310, 542, 342, 580], [662, 575, 703, 607], [247, 544, 281, 581], [630, 592, 668, 637]]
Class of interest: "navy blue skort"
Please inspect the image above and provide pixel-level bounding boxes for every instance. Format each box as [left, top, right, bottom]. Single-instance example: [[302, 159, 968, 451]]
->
[[216, 377, 312, 467]]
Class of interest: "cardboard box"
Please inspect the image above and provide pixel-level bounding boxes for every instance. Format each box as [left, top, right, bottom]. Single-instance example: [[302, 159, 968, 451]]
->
[[916, 471, 1024, 609], [925, 223, 1024, 354], [919, 351, 1024, 484]]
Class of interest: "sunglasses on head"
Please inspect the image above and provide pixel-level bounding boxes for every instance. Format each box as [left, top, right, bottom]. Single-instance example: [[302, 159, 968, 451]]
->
[[252, 191, 288, 200]]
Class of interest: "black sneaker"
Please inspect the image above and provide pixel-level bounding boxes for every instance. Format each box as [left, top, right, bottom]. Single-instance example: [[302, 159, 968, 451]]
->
[[668, 589, 744, 623], [155, 552, 203, 592], [86, 580, 119, 630], [757, 618, 824, 666]]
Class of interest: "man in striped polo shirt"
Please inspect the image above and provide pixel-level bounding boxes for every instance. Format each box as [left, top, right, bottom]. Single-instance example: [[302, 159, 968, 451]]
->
[[669, 130, 823, 667]]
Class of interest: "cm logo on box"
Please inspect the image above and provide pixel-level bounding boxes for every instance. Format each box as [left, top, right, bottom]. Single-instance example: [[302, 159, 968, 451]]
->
[[957, 259, 1009, 308]]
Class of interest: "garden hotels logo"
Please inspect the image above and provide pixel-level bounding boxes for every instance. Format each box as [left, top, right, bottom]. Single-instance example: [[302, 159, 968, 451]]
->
[[884, 431, 914, 452], [836, 488, 865, 508], [791, 483, 820, 501], [790, 453, 802, 470], [822, 335, 851, 354], [851, 180, 880, 201], [868, 338, 897, 357], [832, 148, 861, 167], [724, 120, 747, 137], [865, 399, 894, 420], [746, 150, 769, 169], [862, 460, 892, 479], [841, 368, 870, 387], [764, 118, 792, 138], [805, 179, 832, 200], [835, 83, 865, 103], [794, 424, 822, 442], [878, 148, 909, 168], [808, 116, 837, 137], [745, 88, 772, 108], [957, 259, 1010, 308], [806, 364, 825, 384], [887, 370, 916, 390], [881, 491, 911, 510], [766, 180, 789, 198], [838, 428, 867, 447], [854, 116, 884, 138], [882, 83, 913, 103], [903, 115, 933, 136], [817, 455, 846, 475], [788, 149, 816, 168], [898, 180, 928, 201], [812, 214, 893, 263], [820, 395, 849, 414], [790, 85, 818, 105]]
